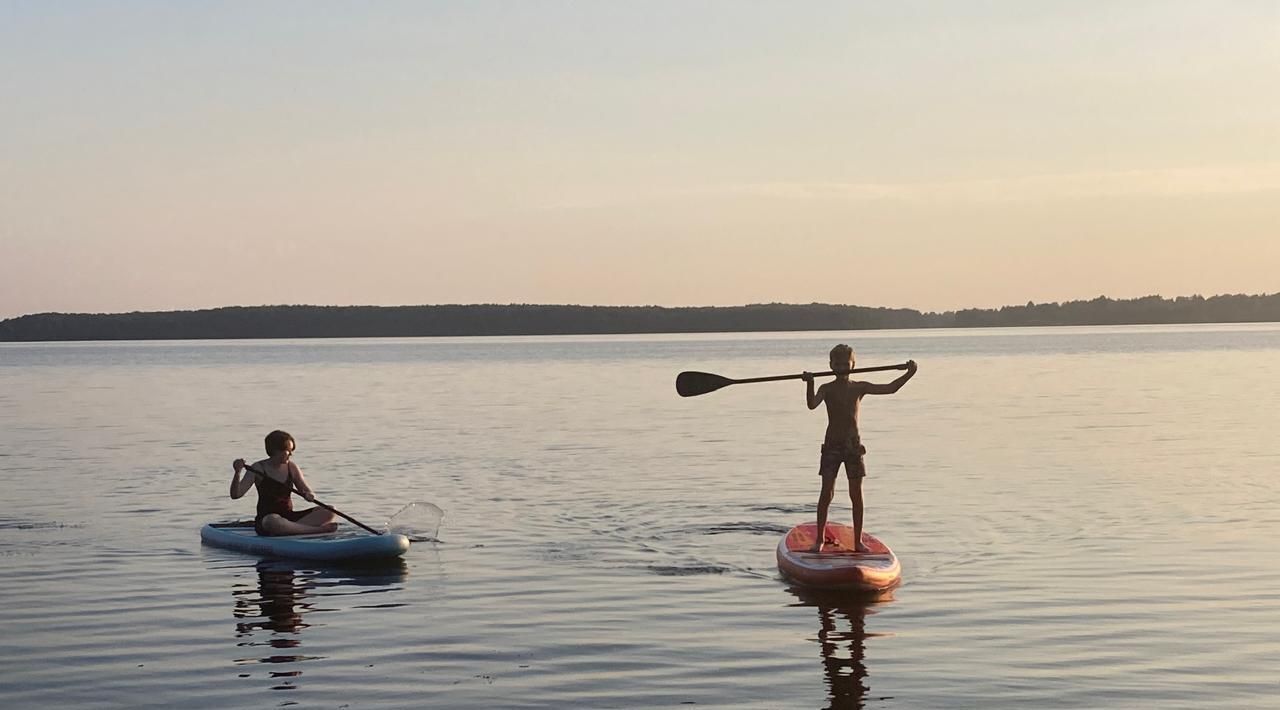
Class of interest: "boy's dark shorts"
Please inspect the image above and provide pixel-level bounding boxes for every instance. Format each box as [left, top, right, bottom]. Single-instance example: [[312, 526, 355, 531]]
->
[[819, 441, 866, 479]]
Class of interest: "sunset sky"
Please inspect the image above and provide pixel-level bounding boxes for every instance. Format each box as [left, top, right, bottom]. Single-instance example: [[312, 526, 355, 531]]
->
[[3, 2, 1277, 320]]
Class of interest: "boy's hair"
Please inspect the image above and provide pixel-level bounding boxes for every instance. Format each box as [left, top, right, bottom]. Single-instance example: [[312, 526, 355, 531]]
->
[[265, 430, 295, 455], [829, 344, 854, 363]]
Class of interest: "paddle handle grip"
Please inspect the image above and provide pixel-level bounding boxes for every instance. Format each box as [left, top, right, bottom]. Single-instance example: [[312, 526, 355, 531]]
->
[[733, 362, 908, 385]]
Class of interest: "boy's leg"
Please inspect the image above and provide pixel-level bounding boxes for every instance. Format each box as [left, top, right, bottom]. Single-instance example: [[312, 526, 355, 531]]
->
[[812, 474, 837, 552], [848, 455, 869, 552], [848, 476, 869, 552]]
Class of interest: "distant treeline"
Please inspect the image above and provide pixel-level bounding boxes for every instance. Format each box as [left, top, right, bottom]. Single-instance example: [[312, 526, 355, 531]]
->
[[2, 293, 1278, 342]]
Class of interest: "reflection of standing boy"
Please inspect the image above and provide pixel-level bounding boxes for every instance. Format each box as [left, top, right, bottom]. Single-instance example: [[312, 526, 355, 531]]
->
[[803, 345, 916, 553]]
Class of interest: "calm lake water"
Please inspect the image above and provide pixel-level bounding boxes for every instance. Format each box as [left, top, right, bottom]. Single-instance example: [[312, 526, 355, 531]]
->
[[2, 324, 1278, 709]]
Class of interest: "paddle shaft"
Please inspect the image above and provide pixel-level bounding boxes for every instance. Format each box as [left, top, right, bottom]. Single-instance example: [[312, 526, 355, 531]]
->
[[244, 466, 383, 535], [675, 362, 911, 397], [733, 363, 907, 385]]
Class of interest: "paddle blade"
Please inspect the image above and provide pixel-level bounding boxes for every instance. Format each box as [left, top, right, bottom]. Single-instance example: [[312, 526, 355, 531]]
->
[[385, 502, 444, 542], [676, 371, 734, 397]]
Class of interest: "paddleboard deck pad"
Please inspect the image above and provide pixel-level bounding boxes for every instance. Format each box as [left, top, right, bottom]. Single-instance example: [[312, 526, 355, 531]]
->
[[776, 522, 901, 591]]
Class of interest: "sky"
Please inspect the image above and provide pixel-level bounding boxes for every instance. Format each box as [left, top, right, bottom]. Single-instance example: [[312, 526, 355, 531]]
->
[[2, 1, 1278, 319]]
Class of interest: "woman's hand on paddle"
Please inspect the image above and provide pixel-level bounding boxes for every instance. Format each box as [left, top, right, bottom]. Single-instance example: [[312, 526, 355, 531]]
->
[[801, 371, 814, 383], [232, 458, 246, 474]]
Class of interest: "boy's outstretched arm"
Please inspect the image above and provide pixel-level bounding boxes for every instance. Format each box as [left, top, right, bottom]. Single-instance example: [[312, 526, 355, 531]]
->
[[861, 360, 918, 395], [803, 372, 825, 409]]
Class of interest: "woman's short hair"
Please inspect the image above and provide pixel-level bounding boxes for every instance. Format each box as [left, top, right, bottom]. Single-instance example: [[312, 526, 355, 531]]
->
[[264, 430, 295, 455]]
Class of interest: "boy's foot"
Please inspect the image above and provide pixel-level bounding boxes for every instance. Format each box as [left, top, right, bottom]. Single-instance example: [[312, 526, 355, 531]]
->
[[809, 542, 825, 554], [854, 541, 871, 553]]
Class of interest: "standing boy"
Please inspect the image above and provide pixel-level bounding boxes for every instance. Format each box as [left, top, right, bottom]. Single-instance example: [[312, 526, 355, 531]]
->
[[803, 345, 916, 553]]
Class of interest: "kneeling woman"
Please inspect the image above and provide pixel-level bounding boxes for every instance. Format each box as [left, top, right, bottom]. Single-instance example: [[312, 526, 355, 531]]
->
[[231, 430, 338, 536]]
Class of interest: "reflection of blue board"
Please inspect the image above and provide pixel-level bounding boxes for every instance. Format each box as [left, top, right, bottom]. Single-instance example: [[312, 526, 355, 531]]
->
[[201, 521, 409, 561]]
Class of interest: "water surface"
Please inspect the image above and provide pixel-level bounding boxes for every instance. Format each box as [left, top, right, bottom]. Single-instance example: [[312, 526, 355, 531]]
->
[[2, 324, 1278, 708]]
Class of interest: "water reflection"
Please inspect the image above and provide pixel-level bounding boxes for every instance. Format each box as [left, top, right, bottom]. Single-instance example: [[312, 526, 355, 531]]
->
[[229, 559, 408, 691], [788, 586, 895, 710]]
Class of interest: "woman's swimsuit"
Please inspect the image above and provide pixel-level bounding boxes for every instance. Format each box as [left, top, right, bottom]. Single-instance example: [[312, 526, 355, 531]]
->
[[253, 465, 315, 535]]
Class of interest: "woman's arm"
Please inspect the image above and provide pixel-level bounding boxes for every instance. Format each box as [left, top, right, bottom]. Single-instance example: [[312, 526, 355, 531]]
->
[[290, 462, 317, 502], [229, 458, 255, 499]]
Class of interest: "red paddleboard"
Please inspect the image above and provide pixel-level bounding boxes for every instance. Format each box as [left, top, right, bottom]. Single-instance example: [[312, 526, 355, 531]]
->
[[776, 522, 901, 591]]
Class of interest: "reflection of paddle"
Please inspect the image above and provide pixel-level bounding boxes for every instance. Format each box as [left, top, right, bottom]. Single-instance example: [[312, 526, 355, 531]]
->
[[676, 363, 909, 397], [245, 466, 383, 535]]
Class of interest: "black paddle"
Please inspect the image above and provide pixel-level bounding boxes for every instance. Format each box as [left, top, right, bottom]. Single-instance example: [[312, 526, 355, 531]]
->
[[244, 465, 383, 535], [676, 363, 910, 397]]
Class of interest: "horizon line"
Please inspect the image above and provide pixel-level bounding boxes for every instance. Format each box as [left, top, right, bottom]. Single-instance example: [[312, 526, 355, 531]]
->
[[4, 290, 1277, 323]]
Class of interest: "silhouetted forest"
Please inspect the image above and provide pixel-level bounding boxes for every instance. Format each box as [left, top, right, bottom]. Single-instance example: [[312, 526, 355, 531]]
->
[[2, 293, 1278, 341]]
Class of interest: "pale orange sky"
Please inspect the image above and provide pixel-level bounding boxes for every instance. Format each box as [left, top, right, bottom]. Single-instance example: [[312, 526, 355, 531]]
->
[[2, 2, 1278, 320]]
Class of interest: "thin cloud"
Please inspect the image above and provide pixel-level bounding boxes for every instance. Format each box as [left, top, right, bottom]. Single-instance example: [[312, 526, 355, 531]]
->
[[537, 164, 1280, 211], [760, 165, 1280, 203]]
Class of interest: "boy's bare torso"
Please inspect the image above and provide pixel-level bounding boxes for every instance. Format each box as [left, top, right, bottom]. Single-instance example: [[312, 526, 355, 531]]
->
[[820, 378, 864, 445]]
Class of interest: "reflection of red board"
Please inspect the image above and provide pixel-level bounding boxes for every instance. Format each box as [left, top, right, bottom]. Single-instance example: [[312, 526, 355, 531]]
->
[[776, 522, 901, 591]]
